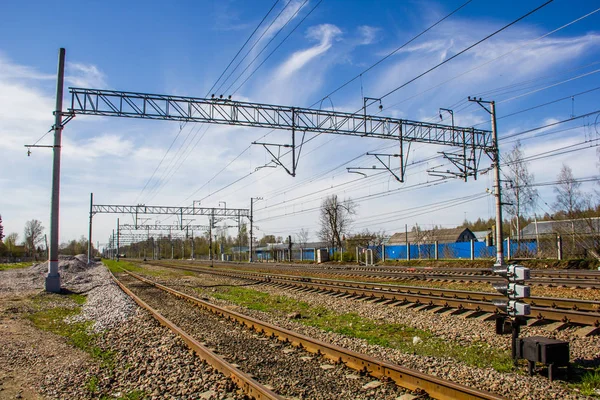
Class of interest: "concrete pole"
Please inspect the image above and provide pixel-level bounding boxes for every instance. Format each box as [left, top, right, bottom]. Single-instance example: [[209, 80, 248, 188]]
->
[[506, 237, 511, 261], [434, 241, 438, 260], [470, 239, 475, 260], [88, 193, 93, 264], [191, 230, 195, 260], [407, 243, 411, 261], [209, 213, 213, 261], [490, 101, 504, 266], [116, 218, 120, 261], [46, 48, 66, 293], [557, 235, 563, 260], [237, 215, 241, 261], [112, 230, 115, 260], [249, 199, 254, 263]]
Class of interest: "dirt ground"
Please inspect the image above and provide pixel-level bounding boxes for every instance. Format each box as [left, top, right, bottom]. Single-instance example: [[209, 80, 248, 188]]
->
[[0, 291, 93, 400]]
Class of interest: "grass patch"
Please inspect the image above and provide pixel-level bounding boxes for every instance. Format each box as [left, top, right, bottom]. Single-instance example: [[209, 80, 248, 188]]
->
[[571, 368, 600, 397], [199, 285, 513, 371], [0, 262, 34, 271], [27, 294, 115, 369], [103, 259, 174, 277], [86, 375, 99, 394]]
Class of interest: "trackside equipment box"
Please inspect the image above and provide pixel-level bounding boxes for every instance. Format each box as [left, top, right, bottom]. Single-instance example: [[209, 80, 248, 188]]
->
[[517, 336, 569, 381]]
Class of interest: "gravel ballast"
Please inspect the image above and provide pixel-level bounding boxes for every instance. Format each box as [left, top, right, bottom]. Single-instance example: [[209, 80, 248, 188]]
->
[[117, 272, 414, 400], [140, 266, 596, 400]]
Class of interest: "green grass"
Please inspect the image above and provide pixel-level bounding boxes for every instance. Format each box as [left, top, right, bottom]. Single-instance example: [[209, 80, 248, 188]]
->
[[571, 368, 600, 397], [199, 286, 513, 371], [0, 262, 34, 271], [27, 294, 115, 369], [103, 258, 173, 277], [86, 375, 100, 394]]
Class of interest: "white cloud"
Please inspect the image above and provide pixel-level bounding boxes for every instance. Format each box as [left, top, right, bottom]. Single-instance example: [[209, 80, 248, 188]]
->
[[357, 25, 380, 45], [66, 62, 107, 88], [276, 24, 342, 79]]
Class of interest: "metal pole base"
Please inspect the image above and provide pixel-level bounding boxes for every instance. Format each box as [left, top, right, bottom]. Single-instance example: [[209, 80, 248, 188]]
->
[[45, 261, 61, 293]]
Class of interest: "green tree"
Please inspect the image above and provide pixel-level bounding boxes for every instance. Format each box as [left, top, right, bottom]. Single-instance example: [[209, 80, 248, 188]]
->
[[258, 235, 276, 246], [24, 219, 44, 258]]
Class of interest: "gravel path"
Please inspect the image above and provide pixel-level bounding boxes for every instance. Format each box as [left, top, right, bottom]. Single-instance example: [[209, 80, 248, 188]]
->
[[116, 272, 415, 400], [140, 268, 595, 400]]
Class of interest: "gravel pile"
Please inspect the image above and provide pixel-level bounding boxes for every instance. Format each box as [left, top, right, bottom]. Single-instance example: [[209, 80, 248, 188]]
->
[[0, 254, 98, 293], [68, 264, 137, 332], [152, 271, 595, 400], [118, 273, 415, 400]]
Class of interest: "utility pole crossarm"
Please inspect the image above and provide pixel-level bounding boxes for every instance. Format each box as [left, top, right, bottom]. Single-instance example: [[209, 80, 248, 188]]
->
[[69, 87, 493, 150]]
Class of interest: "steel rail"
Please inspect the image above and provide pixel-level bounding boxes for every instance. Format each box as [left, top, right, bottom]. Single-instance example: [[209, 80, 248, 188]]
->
[[203, 260, 600, 280], [151, 262, 600, 326], [118, 268, 505, 400], [109, 268, 282, 400], [196, 261, 600, 288]]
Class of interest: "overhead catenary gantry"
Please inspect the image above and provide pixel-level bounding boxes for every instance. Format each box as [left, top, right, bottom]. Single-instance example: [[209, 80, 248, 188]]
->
[[68, 87, 493, 179], [90, 195, 250, 263], [43, 49, 499, 293]]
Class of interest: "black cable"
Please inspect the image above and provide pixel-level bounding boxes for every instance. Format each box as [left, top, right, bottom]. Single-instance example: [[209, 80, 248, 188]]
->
[[230, 0, 322, 95], [374, 0, 554, 105], [207, 0, 281, 96]]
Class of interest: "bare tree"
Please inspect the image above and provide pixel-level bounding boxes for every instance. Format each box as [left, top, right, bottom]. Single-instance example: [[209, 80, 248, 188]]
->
[[0, 215, 4, 243], [553, 164, 588, 217], [24, 219, 44, 257], [319, 195, 357, 249], [296, 228, 309, 249], [504, 140, 538, 241]]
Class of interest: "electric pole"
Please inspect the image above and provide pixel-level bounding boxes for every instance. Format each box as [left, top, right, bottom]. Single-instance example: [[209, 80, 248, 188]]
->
[[116, 218, 120, 261], [88, 193, 93, 264], [469, 97, 504, 266], [46, 48, 66, 293], [249, 197, 262, 263]]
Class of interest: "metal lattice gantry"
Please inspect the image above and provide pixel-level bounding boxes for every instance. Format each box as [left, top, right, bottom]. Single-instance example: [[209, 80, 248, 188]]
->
[[90, 198, 250, 263], [118, 223, 210, 232], [68, 87, 493, 178], [93, 204, 249, 219]]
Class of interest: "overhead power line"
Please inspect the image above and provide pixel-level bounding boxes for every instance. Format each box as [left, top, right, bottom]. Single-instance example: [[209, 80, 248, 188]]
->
[[374, 0, 554, 104]]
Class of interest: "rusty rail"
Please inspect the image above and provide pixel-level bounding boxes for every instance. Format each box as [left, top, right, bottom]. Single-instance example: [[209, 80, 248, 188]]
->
[[173, 259, 600, 288], [108, 268, 283, 400], [116, 267, 505, 400], [151, 262, 600, 327]]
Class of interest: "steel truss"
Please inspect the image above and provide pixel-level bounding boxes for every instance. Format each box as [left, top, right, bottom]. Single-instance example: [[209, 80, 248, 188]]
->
[[69, 87, 493, 179], [119, 224, 209, 232], [92, 204, 249, 230]]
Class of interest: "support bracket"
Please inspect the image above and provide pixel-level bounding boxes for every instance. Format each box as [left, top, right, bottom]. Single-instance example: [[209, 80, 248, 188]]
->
[[252, 125, 307, 177]]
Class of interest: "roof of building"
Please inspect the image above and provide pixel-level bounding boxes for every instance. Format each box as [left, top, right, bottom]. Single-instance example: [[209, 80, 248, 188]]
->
[[255, 241, 330, 252], [521, 217, 600, 238], [472, 230, 492, 242], [388, 227, 476, 244]]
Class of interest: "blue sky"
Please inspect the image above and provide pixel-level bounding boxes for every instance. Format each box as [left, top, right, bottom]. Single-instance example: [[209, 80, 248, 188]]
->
[[1, 0, 600, 248]]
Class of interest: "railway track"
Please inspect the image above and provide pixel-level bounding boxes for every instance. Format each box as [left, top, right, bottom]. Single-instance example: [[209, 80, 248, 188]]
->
[[148, 261, 600, 327], [175, 260, 600, 289], [111, 267, 505, 400]]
